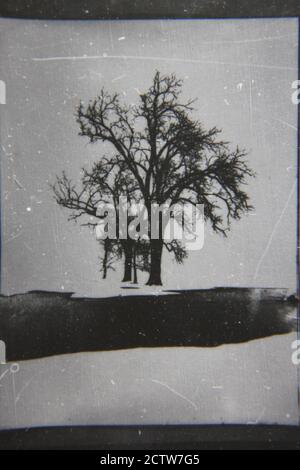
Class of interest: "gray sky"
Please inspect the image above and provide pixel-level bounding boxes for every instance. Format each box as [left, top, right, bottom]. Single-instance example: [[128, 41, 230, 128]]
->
[[0, 18, 298, 295]]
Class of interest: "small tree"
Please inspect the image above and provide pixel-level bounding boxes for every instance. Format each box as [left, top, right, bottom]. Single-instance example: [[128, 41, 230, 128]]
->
[[52, 160, 139, 282], [75, 72, 254, 285]]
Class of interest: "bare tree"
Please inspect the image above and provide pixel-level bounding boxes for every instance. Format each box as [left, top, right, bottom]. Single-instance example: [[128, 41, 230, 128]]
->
[[52, 161, 140, 282], [75, 71, 254, 285]]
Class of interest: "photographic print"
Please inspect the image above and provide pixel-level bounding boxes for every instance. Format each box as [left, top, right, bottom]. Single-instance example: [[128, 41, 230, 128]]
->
[[0, 17, 299, 430]]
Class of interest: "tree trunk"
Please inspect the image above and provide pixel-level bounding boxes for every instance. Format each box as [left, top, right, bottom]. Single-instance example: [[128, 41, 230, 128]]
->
[[133, 243, 138, 284], [102, 239, 109, 279], [146, 239, 163, 286], [102, 254, 108, 279], [122, 241, 132, 282]]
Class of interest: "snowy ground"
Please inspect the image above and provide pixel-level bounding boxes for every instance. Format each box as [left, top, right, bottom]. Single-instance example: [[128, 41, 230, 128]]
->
[[70, 283, 295, 299], [0, 333, 299, 429]]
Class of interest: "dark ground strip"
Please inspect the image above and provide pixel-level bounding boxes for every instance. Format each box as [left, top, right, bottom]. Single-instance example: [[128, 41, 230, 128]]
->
[[0, 288, 297, 361]]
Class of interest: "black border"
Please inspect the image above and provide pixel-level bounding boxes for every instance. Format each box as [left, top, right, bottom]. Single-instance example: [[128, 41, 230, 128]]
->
[[0, 0, 299, 451], [0, 425, 299, 450], [0, 0, 299, 20]]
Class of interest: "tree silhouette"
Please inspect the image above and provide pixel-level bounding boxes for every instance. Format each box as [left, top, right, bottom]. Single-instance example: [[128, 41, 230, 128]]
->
[[71, 71, 254, 285], [52, 161, 141, 283]]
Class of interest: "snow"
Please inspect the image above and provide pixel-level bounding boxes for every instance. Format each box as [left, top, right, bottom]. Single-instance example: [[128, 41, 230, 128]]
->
[[0, 333, 298, 429]]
